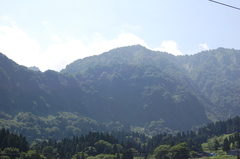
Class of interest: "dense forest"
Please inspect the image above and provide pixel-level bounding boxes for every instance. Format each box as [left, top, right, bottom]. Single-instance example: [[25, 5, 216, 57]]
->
[[62, 45, 240, 121], [0, 45, 240, 149], [1, 116, 240, 159]]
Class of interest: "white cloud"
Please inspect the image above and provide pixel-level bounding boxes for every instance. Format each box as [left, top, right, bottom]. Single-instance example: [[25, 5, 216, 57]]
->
[[0, 25, 186, 72], [0, 25, 148, 72], [40, 38, 87, 71], [51, 34, 62, 43], [199, 43, 209, 50], [0, 15, 16, 25], [154, 40, 183, 56], [0, 15, 11, 21], [41, 33, 148, 71], [87, 33, 147, 55], [0, 25, 41, 67]]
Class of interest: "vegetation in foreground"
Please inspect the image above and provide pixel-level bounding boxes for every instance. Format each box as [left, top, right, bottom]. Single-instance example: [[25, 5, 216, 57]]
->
[[1, 116, 240, 159]]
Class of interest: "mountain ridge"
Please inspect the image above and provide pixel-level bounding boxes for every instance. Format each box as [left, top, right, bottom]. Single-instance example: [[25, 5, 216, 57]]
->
[[60, 45, 240, 120], [0, 45, 239, 140]]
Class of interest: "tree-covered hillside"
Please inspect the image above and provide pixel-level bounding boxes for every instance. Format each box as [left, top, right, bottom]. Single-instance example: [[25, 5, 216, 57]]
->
[[173, 48, 240, 120], [2, 116, 240, 159], [61, 45, 180, 75], [0, 47, 210, 139], [0, 45, 239, 142], [62, 45, 240, 121]]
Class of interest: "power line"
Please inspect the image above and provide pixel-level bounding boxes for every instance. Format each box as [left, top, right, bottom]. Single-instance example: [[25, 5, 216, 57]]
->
[[209, 0, 240, 11]]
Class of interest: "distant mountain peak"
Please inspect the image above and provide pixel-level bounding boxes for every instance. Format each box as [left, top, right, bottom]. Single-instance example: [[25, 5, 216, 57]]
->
[[28, 66, 41, 72]]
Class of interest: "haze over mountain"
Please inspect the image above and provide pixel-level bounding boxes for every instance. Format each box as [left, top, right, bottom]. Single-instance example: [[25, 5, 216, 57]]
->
[[1, 1, 239, 72], [62, 45, 240, 120], [28, 66, 41, 72], [0, 45, 239, 141]]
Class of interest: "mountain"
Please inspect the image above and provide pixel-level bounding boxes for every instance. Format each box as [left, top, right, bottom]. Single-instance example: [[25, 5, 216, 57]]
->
[[173, 48, 240, 119], [61, 45, 177, 74], [0, 45, 239, 141], [62, 45, 240, 121], [28, 66, 41, 72]]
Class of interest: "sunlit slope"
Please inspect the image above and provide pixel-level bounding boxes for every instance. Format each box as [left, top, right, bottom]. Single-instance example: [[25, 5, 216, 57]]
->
[[174, 48, 240, 120], [0, 46, 210, 132]]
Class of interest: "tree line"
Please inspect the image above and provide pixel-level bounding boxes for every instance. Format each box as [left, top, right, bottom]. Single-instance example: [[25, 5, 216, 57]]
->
[[1, 116, 240, 158]]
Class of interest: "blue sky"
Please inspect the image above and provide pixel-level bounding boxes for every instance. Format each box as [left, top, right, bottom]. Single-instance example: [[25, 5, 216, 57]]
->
[[0, 0, 239, 71]]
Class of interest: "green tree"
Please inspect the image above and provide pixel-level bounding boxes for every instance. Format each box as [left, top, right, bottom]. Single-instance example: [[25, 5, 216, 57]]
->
[[42, 146, 54, 159], [20, 150, 43, 159], [166, 142, 189, 159], [115, 152, 121, 159], [222, 138, 230, 152], [71, 152, 88, 159], [122, 149, 133, 159], [2, 147, 20, 159], [0, 156, 11, 159], [214, 139, 220, 150], [152, 144, 170, 159], [94, 140, 113, 154], [84, 146, 97, 155]]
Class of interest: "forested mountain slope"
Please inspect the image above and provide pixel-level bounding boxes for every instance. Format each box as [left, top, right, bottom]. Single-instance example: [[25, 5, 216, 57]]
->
[[61, 45, 179, 74], [1, 116, 240, 159], [173, 48, 240, 120], [0, 46, 210, 138], [62, 45, 240, 121], [0, 53, 84, 114], [0, 45, 239, 141], [72, 63, 209, 130]]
